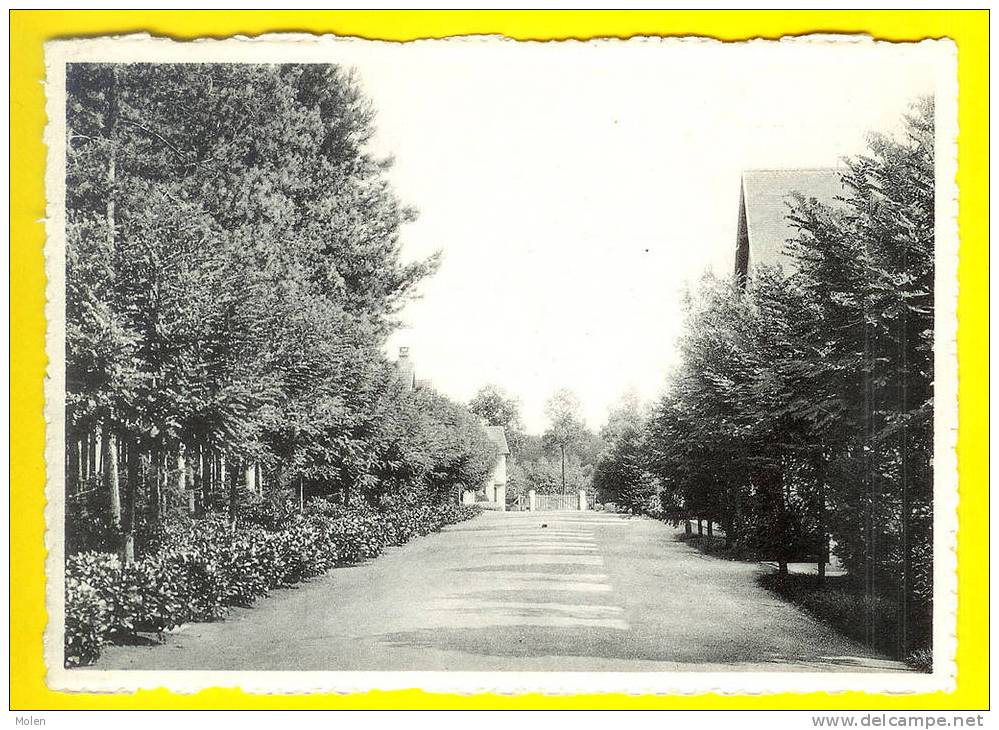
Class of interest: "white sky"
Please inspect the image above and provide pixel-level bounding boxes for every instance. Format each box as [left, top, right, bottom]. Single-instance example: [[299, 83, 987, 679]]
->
[[347, 38, 948, 433]]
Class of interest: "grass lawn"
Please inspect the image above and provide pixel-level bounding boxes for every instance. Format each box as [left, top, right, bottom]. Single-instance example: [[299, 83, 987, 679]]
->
[[674, 530, 931, 672], [674, 531, 757, 561], [757, 572, 932, 672]]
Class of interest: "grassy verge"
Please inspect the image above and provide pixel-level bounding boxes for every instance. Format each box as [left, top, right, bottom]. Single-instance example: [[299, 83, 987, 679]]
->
[[674, 531, 757, 561], [671, 527, 931, 672], [757, 573, 932, 672]]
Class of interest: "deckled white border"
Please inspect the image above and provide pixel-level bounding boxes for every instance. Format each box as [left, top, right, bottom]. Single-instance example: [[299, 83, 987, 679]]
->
[[42, 33, 959, 696]]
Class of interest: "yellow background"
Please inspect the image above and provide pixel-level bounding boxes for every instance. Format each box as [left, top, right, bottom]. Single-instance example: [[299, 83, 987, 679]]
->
[[10, 10, 989, 710]]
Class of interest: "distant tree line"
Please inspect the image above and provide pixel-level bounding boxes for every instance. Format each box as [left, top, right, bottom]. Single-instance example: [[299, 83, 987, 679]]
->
[[65, 63, 497, 561], [469, 385, 603, 502], [594, 99, 935, 659]]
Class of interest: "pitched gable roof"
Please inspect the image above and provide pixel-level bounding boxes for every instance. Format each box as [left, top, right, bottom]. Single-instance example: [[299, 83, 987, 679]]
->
[[736, 168, 845, 279], [483, 426, 511, 456]]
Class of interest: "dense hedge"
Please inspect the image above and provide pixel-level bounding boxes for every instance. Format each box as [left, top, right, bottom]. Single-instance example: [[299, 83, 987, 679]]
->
[[65, 501, 479, 667]]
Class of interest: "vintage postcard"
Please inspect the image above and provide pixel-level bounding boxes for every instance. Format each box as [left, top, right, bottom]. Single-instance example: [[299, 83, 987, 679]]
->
[[43, 33, 958, 695]]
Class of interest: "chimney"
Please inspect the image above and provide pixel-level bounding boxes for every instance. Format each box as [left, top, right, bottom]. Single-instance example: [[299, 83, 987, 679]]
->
[[396, 346, 415, 390]]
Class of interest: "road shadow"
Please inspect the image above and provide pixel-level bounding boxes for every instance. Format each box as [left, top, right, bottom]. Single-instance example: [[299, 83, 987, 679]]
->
[[376, 625, 643, 663], [454, 564, 600, 575], [447, 588, 619, 607], [374, 624, 902, 670]]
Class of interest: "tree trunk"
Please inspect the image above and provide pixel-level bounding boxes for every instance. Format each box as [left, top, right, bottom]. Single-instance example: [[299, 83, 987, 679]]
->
[[560, 445, 566, 495], [697, 519, 703, 536], [81, 431, 91, 484], [149, 448, 162, 525], [177, 445, 193, 515], [902, 394, 913, 649], [900, 444, 911, 659], [228, 461, 239, 527], [732, 482, 743, 548], [102, 67, 121, 538], [104, 430, 121, 530], [815, 453, 827, 587], [67, 431, 80, 495], [199, 442, 212, 514], [684, 520, 692, 536], [244, 462, 256, 494], [774, 464, 789, 585], [218, 452, 227, 509], [89, 430, 98, 482], [123, 438, 138, 564], [94, 426, 103, 485], [76, 436, 85, 492], [707, 520, 713, 538], [201, 446, 213, 513]]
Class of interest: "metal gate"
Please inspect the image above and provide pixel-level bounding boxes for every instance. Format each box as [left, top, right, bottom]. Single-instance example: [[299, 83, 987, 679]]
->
[[533, 493, 582, 511]]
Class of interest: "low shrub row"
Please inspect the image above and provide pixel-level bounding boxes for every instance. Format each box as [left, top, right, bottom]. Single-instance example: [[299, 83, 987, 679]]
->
[[65, 501, 479, 667]]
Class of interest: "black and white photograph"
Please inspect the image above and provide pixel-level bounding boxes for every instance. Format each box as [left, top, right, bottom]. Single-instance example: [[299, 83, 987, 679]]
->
[[43, 35, 958, 694]]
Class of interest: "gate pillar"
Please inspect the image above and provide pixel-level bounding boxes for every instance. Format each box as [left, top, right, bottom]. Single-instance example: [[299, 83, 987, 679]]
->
[[578, 489, 587, 511], [528, 489, 536, 512], [494, 483, 507, 511]]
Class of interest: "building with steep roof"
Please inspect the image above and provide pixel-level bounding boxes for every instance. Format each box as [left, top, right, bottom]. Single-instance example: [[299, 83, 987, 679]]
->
[[734, 168, 845, 284], [395, 346, 511, 510], [481, 425, 510, 509], [483, 425, 511, 457], [462, 424, 511, 510]]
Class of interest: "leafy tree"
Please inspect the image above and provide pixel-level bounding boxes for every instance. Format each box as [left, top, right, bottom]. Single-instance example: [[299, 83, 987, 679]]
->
[[593, 390, 654, 511], [783, 97, 935, 654], [600, 389, 645, 446], [542, 388, 586, 494], [593, 422, 658, 513], [638, 97, 935, 659], [468, 384, 529, 455], [522, 456, 588, 496], [63, 62, 484, 561], [468, 384, 522, 431], [382, 385, 499, 506]]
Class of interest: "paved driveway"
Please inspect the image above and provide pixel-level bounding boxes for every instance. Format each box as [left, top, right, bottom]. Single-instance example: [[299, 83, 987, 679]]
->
[[90, 511, 906, 672]]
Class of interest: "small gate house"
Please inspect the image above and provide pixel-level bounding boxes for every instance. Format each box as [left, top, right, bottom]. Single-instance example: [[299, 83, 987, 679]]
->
[[462, 426, 510, 510]]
